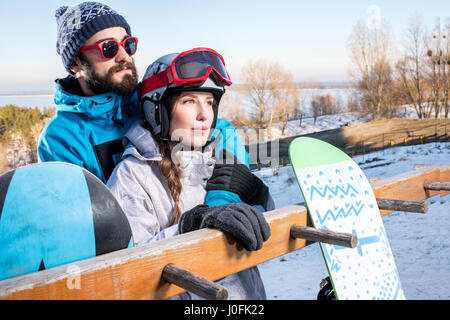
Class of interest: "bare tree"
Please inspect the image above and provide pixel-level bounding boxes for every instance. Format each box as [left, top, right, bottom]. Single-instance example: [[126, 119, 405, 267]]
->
[[445, 20, 450, 118], [241, 59, 298, 140], [442, 19, 450, 118], [270, 67, 300, 136], [291, 91, 306, 125], [217, 88, 250, 128], [278, 86, 300, 136], [241, 59, 274, 131], [311, 94, 341, 125], [347, 19, 396, 120], [396, 14, 430, 118], [311, 96, 321, 126], [346, 89, 361, 113], [425, 18, 450, 118]]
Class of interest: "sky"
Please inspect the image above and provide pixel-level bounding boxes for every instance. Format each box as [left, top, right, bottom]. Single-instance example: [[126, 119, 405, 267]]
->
[[0, 0, 449, 92]]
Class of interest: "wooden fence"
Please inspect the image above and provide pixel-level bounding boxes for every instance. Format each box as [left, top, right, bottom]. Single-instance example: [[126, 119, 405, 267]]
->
[[0, 164, 448, 300]]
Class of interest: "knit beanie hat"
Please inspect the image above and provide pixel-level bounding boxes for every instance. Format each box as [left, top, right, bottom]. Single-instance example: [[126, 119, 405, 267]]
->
[[55, 1, 131, 73]]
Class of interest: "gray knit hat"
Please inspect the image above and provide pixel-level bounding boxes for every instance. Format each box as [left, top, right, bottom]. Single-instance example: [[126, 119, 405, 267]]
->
[[55, 2, 131, 73]]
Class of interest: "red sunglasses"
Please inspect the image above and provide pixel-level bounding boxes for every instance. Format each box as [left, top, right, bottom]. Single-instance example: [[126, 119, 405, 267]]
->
[[140, 47, 232, 95], [79, 36, 138, 60]]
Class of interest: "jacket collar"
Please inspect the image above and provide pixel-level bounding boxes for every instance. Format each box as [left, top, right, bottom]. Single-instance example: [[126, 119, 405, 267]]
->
[[54, 76, 138, 121], [122, 122, 215, 169]]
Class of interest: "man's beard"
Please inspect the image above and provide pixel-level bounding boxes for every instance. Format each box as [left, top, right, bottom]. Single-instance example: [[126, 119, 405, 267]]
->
[[80, 57, 138, 96]]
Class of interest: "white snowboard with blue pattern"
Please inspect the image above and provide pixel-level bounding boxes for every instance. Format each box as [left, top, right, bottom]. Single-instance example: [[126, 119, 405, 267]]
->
[[289, 137, 405, 300]]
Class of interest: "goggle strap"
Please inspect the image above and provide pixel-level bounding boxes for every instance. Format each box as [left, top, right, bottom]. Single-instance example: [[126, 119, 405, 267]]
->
[[140, 68, 173, 97]]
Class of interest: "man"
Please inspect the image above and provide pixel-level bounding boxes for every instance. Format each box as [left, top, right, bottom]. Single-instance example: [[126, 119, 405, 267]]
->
[[38, 1, 272, 210], [38, 2, 140, 183]]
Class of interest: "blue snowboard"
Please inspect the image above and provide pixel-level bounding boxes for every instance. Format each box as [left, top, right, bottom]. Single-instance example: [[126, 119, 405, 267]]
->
[[0, 162, 133, 281]]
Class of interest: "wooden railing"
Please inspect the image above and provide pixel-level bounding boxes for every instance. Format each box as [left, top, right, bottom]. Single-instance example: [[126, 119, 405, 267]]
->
[[0, 164, 448, 300]]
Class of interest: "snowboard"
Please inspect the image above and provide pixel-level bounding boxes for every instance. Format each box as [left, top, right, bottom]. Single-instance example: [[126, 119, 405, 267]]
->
[[0, 162, 133, 281], [289, 137, 405, 300]]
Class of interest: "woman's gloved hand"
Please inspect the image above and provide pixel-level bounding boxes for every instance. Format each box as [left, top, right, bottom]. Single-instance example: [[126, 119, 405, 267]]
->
[[178, 203, 271, 251], [206, 162, 269, 207]]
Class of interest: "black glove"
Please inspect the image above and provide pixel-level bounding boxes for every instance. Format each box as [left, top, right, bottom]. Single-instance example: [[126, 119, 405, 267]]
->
[[178, 203, 271, 251], [206, 152, 270, 207]]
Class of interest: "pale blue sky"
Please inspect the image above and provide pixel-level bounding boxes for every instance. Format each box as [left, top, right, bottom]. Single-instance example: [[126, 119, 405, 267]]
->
[[0, 0, 448, 92]]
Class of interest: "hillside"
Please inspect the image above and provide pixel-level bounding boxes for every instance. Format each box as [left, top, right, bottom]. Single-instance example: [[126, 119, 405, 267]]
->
[[245, 116, 449, 169], [0, 105, 55, 173]]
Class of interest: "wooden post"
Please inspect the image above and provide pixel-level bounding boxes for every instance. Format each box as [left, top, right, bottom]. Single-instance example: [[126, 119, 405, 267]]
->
[[424, 180, 450, 191], [376, 198, 428, 213], [162, 264, 228, 300], [290, 225, 357, 248]]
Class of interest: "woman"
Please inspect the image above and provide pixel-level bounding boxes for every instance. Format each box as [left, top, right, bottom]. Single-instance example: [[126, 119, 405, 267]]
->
[[107, 48, 271, 299]]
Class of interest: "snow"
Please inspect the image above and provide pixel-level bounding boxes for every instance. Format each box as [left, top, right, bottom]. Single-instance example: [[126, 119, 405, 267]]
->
[[234, 104, 446, 143], [254, 137, 450, 300], [237, 112, 367, 143]]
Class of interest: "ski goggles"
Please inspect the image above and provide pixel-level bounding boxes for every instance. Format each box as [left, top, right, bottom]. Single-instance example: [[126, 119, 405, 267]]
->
[[140, 47, 232, 96], [79, 36, 138, 60]]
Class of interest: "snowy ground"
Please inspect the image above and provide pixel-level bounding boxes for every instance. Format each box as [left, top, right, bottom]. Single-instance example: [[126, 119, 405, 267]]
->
[[237, 112, 367, 143], [235, 104, 446, 143], [255, 141, 450, 300]]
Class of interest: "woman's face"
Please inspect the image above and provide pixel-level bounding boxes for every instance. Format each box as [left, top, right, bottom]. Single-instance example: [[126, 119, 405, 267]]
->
[[169, 91, 215, 147]]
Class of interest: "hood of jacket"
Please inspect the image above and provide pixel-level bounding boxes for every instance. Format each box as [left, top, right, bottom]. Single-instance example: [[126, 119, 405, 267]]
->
[[122, 121, 162, 161], [54, 76, 138, 122]]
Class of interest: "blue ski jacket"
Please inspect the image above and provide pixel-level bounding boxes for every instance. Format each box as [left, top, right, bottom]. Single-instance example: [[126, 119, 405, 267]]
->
[[37, 76, 141, 183], [38, 76, 250, 207]]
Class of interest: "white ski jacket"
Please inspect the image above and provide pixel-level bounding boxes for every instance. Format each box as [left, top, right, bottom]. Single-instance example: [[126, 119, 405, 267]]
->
[[107, 122, 267, 300]]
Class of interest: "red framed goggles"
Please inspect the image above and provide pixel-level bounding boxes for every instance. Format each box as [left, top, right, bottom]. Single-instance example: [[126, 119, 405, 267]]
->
[[79, 36, 138, 60], [140, 47, 232, 95]]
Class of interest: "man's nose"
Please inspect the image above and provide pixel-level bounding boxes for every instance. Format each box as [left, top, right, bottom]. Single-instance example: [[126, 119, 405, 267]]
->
[[115, 45, 132, 63]]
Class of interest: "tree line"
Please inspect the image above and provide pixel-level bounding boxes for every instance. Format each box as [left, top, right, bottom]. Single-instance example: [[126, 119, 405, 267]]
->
[[0, 105, 55, 172], [219, 61, 339, 141], [347, 15, 449, 120], [219, 14, 449, 141]]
